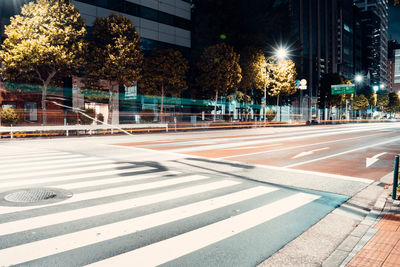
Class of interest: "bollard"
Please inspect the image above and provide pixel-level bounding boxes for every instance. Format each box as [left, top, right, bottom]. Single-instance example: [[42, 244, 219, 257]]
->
[[393, 155, 399, 200]]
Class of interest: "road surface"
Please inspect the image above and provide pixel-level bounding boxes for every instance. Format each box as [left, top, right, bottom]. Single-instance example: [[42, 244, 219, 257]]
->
[[0, 122, 398, 266]]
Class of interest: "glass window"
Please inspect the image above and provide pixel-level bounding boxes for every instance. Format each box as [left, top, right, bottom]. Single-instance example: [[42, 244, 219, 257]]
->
[[140, 6, 157, 21], [24, 102, 38, 122]]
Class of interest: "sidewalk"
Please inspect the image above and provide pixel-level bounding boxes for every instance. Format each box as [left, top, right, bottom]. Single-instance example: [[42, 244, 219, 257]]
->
[[324, 184, 400, 267]]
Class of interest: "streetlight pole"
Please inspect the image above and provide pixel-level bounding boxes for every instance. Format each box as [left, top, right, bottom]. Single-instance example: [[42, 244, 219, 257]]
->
[[274, 46, 289, 122], [353, 74, 363, 119]]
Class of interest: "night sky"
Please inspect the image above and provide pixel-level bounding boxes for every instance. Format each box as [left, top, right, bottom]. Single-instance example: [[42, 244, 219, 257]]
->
[[389, 5, 400, 41]]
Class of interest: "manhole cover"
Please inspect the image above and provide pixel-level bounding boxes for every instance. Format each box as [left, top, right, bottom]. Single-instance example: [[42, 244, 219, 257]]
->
[[0, 188, 73, 207], [5, 189, 57, 203]]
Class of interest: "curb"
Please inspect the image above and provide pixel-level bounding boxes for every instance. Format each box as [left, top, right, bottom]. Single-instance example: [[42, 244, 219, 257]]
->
[[322, 186, 389, 266]]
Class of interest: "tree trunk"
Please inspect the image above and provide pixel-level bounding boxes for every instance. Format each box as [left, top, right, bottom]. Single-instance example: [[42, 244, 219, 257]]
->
[[37, 69, 56, 126], [107, 81, 113, 125], [263, 87, 267, 123], [214, 89, 218, 122], [42, 83, 48, 125], [277, 95, 280, 122], [107, 81, 120, 125], [160, 82, 164, 123]]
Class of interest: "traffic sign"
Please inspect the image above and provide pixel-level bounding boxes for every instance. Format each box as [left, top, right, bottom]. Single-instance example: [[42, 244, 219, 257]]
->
[[331, 84, 355, 95]]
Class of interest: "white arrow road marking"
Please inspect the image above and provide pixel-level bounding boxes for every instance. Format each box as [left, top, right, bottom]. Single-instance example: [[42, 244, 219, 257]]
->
[[366, 152, 387, 168], [293, 147, 329, 159]]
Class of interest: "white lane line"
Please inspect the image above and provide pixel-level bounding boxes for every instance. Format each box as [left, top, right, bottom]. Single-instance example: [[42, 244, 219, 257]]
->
[[0, 161, 132, 180], [0, 153, 73, 163], [0, 165, 154, 187], [167, 125, 397, 153], [137, 124, 395, 149], [86, 192, 319, 267], [284, 136, 400, 168], [0, 180, 254, 237], [0, 175, 210, 215], [249, 164, 374, 183], [0, 169, 176, 189], [218, 132, 388, 160]]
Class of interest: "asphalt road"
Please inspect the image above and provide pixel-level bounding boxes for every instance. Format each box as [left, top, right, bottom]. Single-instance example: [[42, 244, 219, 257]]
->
[[0, 122, 398, 266]]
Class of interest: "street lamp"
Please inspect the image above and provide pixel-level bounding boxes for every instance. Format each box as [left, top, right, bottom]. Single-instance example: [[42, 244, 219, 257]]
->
[[373, 85, 379, 92], [355, 74, 363, 83], [274, 47, 288, 60], [380, 84, 385, 90]]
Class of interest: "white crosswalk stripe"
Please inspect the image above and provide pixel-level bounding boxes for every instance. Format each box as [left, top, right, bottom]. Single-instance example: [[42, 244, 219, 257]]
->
[[86, 193, 320, 267], [1, 158, 117, 176], [0, 161, 144, 180], [1, 152, 73, 165], [0, 164, 150, 188], [0, 150, 324, 266]]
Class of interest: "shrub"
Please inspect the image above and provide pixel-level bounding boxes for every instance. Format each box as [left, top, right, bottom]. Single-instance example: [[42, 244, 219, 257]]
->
[[1, 107, 21, 125], [66, 111, 78, 125], [66, 108, 96, 125], [265, 109, 276, 122], [96, 113, 104, 124], [79, 108, 96, 125], [141, 108, 155, 122]]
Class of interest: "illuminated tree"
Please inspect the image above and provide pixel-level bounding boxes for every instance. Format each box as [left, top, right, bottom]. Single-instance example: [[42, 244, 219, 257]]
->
[[198, 43, 242, 121], [0, 0, 86, 125], [388, 92, 400, 113], [353, 94, 369, 111], [240, 47, 267, 95], [87, 13, 143, 124], [140, 49, 188, 122], [239, 47, 267, 119], [266, 58, 297, 121], [377, 91, 389, 112]]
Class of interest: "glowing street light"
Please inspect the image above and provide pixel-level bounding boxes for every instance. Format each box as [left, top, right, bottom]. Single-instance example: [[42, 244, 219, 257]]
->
[[275, 47, 288, 60], [380, 84, 385, 89], [373, 85, 379, 92], [355, 74, 363, 83]]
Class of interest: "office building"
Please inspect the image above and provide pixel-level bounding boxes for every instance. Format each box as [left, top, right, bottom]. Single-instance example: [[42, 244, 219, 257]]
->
[[288, 0, 361, 120], [1, 0, 191, 52], [387, 40, 400, 92], [354, 0, 389, 87]]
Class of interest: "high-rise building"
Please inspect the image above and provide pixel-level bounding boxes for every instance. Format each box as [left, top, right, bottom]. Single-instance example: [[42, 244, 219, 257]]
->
[[354, 0, 389, 87], [388, 40, 400, 93], [0, 0, 191, 53], [288, 0, 360, 119]]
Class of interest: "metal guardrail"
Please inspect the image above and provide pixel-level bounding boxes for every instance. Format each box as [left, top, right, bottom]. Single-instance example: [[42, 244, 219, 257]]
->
[[0, 123, 168, 138], [393, 154, 399, 200]]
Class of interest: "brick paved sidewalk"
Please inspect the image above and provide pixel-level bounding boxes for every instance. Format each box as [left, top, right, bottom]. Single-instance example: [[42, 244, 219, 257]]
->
[[342, 191, 400, 267], [347, 213, 400, 266]]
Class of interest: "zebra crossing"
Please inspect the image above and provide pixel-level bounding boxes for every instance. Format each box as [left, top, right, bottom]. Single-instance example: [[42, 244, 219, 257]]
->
[[0, 149, 348, 266]]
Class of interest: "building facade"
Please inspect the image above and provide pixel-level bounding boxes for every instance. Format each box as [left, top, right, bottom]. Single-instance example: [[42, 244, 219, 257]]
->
[[288, 0, 361, 120], [0, 0, 191, 125], [1, 0, 191, 52], [354, 0, 389, 87], [391, 48, 400, 94], [387, 40, 400, 92]]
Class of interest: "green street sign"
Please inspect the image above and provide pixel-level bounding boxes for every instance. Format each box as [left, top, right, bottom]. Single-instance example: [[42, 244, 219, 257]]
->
[[331, 84, 355, 95]]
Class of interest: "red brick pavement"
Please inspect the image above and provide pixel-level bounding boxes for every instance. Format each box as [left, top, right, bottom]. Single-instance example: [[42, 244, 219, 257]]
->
[[348, 214, 400, 266]]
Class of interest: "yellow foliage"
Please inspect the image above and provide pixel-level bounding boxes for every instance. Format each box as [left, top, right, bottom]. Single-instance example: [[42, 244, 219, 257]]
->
[[266, 58, 297, 97], [0, 0, 87, 84]]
